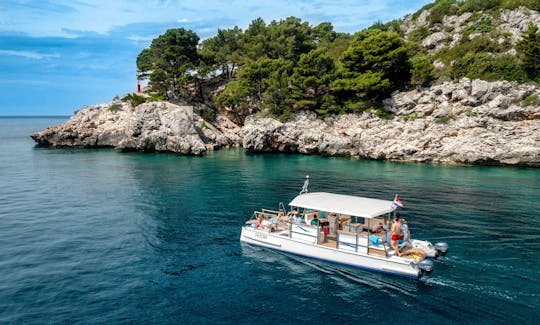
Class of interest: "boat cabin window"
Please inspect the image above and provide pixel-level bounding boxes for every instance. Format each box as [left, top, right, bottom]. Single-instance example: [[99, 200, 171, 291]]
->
[[303, 209, 321, 224]]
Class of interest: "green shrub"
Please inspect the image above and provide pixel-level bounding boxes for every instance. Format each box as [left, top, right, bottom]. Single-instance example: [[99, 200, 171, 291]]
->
[[374, 108, 393, 119], [275, 109, 293, 122], [429, 0, 458, 25], [410, 55, 436, 87], [384, 19, 404, 35], [201, 108, 216, 121], [466, 17, 494, 34], [408, 26, 431, 43], [121, 93, 147, 107], [436, 34, 504, 67], [108, 103, 122, 112], [148, 93, 165, 102], [449, 53, 528, 82], [521, 92, 540, 107], [501, 0, 540, 11], [368, 104, 393, 119], [463, 34, 504, 53], [435, 114, 455, 124], [404, 112, 424, 121], [458, 0, 502, 14], [412, 3, 436, 21], [516, 25, 540, 82]]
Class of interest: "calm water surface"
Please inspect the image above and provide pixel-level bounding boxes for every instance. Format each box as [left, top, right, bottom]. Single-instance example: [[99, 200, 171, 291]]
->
[[0, 117, 539, 323]]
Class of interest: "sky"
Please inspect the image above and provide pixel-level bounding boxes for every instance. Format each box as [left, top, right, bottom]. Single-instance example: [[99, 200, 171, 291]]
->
[[0, 0, 432, 116]]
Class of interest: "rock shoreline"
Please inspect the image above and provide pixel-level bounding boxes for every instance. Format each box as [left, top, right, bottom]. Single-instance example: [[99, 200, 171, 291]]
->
[[31, 78, 540, 167]]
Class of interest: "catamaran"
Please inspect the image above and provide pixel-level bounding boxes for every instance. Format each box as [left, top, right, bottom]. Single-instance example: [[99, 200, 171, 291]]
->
[[239, 177, 448, 279]]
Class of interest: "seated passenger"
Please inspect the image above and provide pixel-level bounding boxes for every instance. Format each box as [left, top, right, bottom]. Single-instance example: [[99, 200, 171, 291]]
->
[[278, 211, 291, 223], [310, 215, 320, 226], [372, 222, 385, 233], [291, 209, 303, 223], [400, 247, 426, 258], [261, 216, 272, 230]]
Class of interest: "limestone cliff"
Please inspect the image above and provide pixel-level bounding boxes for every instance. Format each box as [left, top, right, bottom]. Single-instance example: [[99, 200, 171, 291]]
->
[[32, 78, 540, 166], [242, 78, 540, 166], [31, 101, 241, 155]]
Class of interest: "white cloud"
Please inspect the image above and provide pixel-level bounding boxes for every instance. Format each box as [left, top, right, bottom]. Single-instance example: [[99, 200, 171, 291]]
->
[[2, 0, 432, 38], [127, 35, 155, 42], [0, 50, 60, 60]]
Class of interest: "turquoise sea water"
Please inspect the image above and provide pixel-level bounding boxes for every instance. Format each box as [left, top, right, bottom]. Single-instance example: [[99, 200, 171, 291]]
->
[[1, 117, 539, 323]]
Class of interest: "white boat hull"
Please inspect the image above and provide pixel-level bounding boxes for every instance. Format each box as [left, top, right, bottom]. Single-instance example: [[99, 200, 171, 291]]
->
[[240, 226, 421, 279]]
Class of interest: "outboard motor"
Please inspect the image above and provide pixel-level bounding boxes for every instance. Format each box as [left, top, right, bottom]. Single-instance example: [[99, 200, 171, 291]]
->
[[434, 242, 449, 258], [418, 259, 434, 276]]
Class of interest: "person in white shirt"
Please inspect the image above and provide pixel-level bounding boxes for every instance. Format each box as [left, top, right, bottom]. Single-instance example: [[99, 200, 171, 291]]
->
[[261, 216, 272, 229], [401, 218, 410, 242]]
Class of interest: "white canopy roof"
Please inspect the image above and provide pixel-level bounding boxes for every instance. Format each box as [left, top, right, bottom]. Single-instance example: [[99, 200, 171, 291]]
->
[[289, 192, 396, 218]]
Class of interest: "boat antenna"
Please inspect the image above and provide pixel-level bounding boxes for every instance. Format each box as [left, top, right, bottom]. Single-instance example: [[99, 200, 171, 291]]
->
[[299, 175, 310, 194]]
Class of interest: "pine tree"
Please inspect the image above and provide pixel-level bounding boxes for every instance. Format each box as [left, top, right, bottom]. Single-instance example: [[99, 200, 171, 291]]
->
[[516, 24, 540, 81]]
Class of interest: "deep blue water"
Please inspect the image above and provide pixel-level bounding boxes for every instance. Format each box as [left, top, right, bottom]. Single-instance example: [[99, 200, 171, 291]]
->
[[1, 117, 539, 323]]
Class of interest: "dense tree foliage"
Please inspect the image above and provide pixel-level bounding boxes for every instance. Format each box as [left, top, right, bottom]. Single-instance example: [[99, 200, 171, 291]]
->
[[135, 1, 540, 121], [136, 28, 200, 100], [200, 27, 242, 80], [516, 25, 540, 81], [410, 55, 436, 87], [291, 49, 337, 117]]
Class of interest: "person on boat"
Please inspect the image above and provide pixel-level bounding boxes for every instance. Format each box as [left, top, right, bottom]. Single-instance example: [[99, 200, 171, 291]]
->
[[261, 216, 272, 230], [256, 215, 263, 229], [372, 222, 384, 233], [390, 216, 403, 256], [278, 210, 291, 223], [371, 216, 389, 233], [291, 209, 304, 223], [310, 215, 320, 226], [400, 247, 426, 259], [401, 218, 410, 242]]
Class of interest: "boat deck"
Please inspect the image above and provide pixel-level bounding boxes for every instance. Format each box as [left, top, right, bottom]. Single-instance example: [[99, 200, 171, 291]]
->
[[321, 239, 337, 248]]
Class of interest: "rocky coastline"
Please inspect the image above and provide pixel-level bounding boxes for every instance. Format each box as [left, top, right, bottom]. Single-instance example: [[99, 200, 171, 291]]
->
[[31, 78, 540, 167]]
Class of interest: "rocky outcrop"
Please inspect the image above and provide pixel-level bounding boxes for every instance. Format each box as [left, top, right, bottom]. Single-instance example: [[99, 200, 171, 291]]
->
[[242, 78, 540, 167], [32, 79, 540, 166], [403, 7, 540, 52], [31, 101, 241, 155]]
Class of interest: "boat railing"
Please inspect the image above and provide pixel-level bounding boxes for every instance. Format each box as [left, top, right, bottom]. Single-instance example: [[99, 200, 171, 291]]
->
[[335, 228, 389, 256], [261, 209, 280, 216], [278, 202, 287, 215], [245, 210, 290, 232]]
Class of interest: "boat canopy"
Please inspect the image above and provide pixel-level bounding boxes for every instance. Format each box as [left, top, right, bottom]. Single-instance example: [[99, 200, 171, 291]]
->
[[289, 192, 396, 218]]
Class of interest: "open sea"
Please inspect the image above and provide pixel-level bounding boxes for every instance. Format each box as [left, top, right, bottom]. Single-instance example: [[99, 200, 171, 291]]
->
[[0, 116, 539, 324]]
